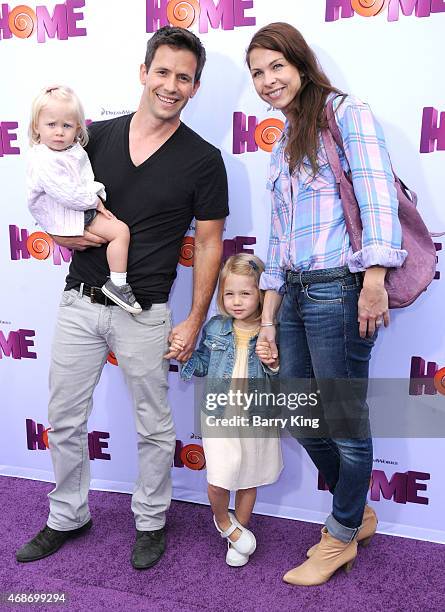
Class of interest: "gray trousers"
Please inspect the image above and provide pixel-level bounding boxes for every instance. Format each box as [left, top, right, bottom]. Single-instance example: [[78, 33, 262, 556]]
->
[[47, 289, 175, 531]]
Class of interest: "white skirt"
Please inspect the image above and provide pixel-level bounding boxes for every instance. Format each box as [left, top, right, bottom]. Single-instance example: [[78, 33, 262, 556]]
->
[[201, 384, 283, 490], [202, 423, 283, 490]]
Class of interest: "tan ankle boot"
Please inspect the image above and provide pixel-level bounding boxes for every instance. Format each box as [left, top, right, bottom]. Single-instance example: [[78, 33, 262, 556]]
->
[[306, 505, 377, 558], [283, 528, 357, 586]]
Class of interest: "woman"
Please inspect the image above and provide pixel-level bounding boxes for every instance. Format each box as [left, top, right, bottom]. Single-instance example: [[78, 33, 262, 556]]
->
[[246, 23, 406, 586]]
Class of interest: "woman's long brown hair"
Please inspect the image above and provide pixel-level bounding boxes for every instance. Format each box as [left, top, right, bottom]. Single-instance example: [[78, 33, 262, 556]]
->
[[246, 22, 343, 176]]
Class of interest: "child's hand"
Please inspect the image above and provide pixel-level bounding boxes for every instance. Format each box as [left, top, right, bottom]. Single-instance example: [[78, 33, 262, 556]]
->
[[96, 198, 114, 220], [256, 340, 279, 369], [164, 333, 185, 360]]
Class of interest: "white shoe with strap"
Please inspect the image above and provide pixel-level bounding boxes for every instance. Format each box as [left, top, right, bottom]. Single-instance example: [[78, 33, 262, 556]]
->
[[226, 542, 249, 567], [213, 514, 256, 557]]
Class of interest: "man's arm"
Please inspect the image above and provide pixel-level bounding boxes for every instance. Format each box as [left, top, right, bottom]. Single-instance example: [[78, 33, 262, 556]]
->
[[165, 218, 225, 361], [51, 230, 107, 251]]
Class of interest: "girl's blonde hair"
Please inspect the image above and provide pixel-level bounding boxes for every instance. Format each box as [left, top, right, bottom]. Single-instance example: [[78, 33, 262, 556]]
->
[[216, 253, 265, 318], [28, 85, 89, 147]]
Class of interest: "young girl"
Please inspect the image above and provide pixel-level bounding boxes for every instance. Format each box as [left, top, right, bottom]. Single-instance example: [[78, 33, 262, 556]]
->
[[27, 85, 141, 314], [179, 254, 283, 567], [246, 23, 406, 585]]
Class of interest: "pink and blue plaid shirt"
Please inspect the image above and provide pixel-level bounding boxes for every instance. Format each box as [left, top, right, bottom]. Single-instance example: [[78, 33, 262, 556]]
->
[[260, 95, 407, 293]]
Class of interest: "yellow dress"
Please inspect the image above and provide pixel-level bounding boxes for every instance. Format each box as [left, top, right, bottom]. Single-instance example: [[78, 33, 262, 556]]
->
[[202, 323, 283, 491]]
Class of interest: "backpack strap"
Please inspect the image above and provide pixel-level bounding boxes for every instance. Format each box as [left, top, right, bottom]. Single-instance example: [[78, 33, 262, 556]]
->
[[323, 95, 348, 182], [325, 95, 346, 150], [321, 127, 362, 253], [327, 95, 421, 205], [322, 95, 363, 253]]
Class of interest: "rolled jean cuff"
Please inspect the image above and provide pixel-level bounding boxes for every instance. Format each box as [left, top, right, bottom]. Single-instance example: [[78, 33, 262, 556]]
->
[[325, 513, 359, 543]]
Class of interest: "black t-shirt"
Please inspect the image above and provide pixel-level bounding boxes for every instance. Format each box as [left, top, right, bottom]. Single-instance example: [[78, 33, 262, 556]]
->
[[65, 114, 229, 304]]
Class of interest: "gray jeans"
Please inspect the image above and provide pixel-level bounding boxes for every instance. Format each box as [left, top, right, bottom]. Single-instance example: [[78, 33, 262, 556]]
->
[[47, 289, 175, 531]]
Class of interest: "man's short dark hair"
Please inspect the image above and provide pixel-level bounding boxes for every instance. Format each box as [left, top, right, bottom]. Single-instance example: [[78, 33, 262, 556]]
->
[[145, 26, 206, 82]]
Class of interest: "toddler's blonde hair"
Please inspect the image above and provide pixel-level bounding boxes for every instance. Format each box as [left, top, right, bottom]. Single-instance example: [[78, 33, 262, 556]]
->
[[29, 85, 88, 147], [216, 253, 265, 318]]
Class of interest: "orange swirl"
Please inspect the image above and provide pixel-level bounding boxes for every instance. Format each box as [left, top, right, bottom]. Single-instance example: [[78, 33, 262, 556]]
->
[[42, 428, 51, 449], [167, 0, 199, 28], [107, 351, 118, 366], [26, 232, 53, 260], [434, 367, 445, 396], [255, 118, 285, 153], [9, 5, 36, 38], [351, 0, 387, 17], [179, 236, 195, 267], [180, 443, 206, 470]]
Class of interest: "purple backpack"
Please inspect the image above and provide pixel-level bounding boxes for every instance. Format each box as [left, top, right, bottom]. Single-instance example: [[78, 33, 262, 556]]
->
[[321, 97, 438, 308]]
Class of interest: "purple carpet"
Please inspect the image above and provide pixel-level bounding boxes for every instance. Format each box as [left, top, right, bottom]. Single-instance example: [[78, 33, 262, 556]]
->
[[1, 477, 444, 612]]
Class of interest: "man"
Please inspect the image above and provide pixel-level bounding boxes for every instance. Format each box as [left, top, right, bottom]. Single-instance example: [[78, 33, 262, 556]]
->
[[16, 26, 228, 570]]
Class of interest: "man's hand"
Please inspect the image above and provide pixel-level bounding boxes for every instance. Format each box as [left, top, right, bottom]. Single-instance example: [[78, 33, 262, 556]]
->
[[51, 230, 107, 251], [164, 219, 225, 362], [164, 319, 201, 362], [166, 335, 184, 359]]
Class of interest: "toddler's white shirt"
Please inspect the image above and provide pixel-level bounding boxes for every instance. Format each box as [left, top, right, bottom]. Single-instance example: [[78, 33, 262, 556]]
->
[[27, 142, 106, 236]]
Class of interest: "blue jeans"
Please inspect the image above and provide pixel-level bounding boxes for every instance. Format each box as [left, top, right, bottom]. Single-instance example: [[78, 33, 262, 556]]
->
[[279, 266, 375, 543]]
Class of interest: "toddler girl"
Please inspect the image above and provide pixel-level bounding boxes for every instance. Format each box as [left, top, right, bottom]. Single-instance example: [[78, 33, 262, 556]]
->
[[27, 85, 141, 314], [179, 254, 283, 567]]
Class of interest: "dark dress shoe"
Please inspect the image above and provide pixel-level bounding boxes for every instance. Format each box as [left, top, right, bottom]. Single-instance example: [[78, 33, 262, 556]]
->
[[16, 519, 92, 563], [131, 528, 165, 570]]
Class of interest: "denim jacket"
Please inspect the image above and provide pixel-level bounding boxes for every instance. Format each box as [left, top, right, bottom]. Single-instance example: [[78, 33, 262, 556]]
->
[[181, 315, 279, 418]]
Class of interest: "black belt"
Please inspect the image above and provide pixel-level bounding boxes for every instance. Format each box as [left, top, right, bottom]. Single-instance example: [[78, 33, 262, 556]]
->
[[286, 266, 361, 285], [71, 284, 153, 310]]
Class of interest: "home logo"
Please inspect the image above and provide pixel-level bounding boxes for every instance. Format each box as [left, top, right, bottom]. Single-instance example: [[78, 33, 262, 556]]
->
[[318, 468, 430, 504], [179, 237, 194, 267], [0, 328, 36, 360], [0, 1, 86, 43], [146, 0, 255, 34], [176, 234, 256, 267], [326, 0, 445, 22], [409, 356, 445, 395], [420, 107, 445, 153], [223, 235, 256, 262], [9, 225, 72, 266], [0, 122, 20, 156], [174, 439, 205, 469], [107, 351, 119, 366], [26, 419, 110, 460], [232, 113, 284, 154]]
